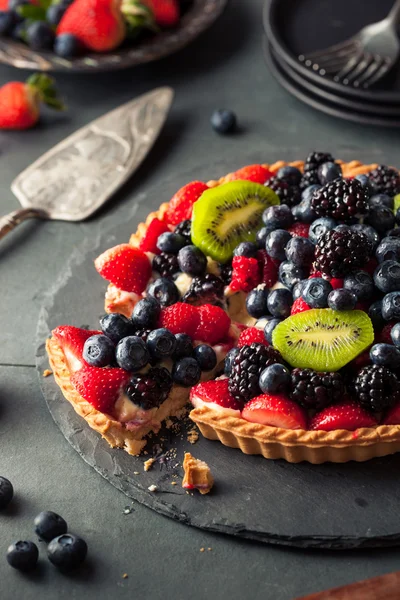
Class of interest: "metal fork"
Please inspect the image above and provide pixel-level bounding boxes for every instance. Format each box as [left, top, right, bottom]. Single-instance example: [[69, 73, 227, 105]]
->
[[299, 0, 400, 88]]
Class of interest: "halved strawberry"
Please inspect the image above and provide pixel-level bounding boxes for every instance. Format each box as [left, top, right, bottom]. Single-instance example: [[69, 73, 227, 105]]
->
[[309, 402, 377, 431], [138, 218, 170, 254], [237, 327, 268, 347], [159, 302, 199, 338], [287, 222, 310, 238], [52, 325, 100, 372], [230, 164, 272, 185], [257, 249, 279, 288], [291, 297, 311, 315], [242, 394, 307, 430], [190, 378, 242, 415], [95, 244, 152, 293], [229, 256, 260, 293], [383, 402, 400, 425], [164, 181, 208, 226], [194, 304, 231, 345], [71, 365, 130, 414]]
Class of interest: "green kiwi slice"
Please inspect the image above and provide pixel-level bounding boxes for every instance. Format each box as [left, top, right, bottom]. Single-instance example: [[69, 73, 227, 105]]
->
[[191, 181, 279, 263], [272, 309, 374, 372], [394, 193, 400, 214]]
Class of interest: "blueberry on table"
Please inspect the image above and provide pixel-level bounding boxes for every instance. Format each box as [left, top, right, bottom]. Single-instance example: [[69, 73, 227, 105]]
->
[[116, 336, 149, 371], [132, 297, 160, 328], [193, 344, 217, 371], [146, 328, 177, 359], [172, 357, 201, 386], [210, 109, 237, 134], [259, 363, 291, 394], [177, 245, 207, 276], [146, 278, 180, 307], [26, 21, 55, 51], [7, 541, 38, 571], [47, 534, 87, 571], [0, 476, 13, 509], [54, 33, 83, 58], [83, 334, 115, 367], [34, 511, 68, 541], [100, 313, 134, 343]]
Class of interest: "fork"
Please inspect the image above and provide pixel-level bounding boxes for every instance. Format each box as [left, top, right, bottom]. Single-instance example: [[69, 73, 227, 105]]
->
[[298, 0, 400, 88]]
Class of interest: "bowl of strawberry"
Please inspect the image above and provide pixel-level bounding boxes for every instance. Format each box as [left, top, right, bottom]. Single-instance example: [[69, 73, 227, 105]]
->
[[0, 0, 227, 71]]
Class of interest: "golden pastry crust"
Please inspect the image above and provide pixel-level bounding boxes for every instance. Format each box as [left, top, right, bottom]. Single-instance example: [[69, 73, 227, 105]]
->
[[182, 452, 214, 494]]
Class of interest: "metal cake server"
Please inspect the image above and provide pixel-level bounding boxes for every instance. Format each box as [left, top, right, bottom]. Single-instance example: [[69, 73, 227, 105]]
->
[[0, 86, 174, 241]]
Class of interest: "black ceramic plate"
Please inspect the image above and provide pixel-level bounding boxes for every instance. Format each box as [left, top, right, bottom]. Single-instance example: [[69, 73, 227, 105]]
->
[[263, 0, 400, 104], [0, 0, 227, 72], [264, 38, 400, 128]]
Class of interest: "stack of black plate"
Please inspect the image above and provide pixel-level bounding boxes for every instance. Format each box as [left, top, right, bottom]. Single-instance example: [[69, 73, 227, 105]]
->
[[263, 0, 400, 127]]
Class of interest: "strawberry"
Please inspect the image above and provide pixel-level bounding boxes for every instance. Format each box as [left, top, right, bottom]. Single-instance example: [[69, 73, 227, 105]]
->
[[309, 270, 322, 278], [95, 244, 151, 293], [0, 0, 8, 8], [290, 297, 311, 315], [363, 257, 378, 277], [383, 402, 400, 425], [0, 74, 64, 130], [142, 0, 179, 27], [164, 181, 208, 226], [309, 402, 377, 431], [257, 249, 279, 288], [159, 302, 199, 338], [138, 217, 170, 254], [376, 322, 395, 344], [229, 256, 260, 293], [329, 278, 344, 290], [230, 164, 272, 185], [287, 222, 310, 238], [237, 327, 268, 347], [194, 304, 231, 345], [71, 365, 130, 414], [190, 378, 242, 415], [52, 325, 100, 371], [242, 394, 307, 430]]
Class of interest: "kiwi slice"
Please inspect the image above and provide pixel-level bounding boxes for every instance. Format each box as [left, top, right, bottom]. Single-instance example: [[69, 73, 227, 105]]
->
[[272, 309, 374, 372], [191, 181, 279, 263], [394, 194, 400, 214]]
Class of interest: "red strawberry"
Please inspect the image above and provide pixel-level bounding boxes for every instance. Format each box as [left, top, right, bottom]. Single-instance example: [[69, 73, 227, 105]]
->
[[138, 218, 170, 254], [242, 394, 307, 430], [237, 327, 268, 347], [230, 164, 272, 185], [52, 325, 100, 371], [257, 249, 279, 287], [194, 304, 231, 344], [230, 256, 260, 293], [309, 270, 322, 278], [309, 402, 377, 432], [376, 322, 395, 344], [287, 222, 310, 238], [330, 278, 344, 290], [363, 257, 378, 277], [164, 181, 208, 226], [383, 402, 400, 425], [159, 302, 199, 338], [142, 0, 179, 26], [0, 74, 64, 130], [95, 244, 151, 293], [71, 365, 130, 414], [190, 378, 242, 415], [291, 297, 311, 315], [0, 0, 8, 9]]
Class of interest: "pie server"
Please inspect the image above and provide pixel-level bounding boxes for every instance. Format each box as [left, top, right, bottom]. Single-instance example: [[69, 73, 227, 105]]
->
[[0, 86, 174, 241]]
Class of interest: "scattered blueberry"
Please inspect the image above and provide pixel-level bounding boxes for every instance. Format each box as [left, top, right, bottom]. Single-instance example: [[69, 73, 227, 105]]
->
[[317, 162, 342, 185], [6, 541, 38, 571], [355, 174, 373, 196], [350, 224, 380, 251], [146, 328, 177, 359], [233, 241, 258, 257], [177, 245, 207, 276], [34, 511, 68, 541], [382, 292, 400, 321], [156, 232, 186, 254], [327, 288, 357, 311], [224, 347, 239, 376], [291, 198, 317, 224], [302, 278, 332, 308], [369, 193, 393, 210], [173, 333, 193, 359], [172, 357, 201, 386], [210, 109, 237, 134], [146, 278, 180, 307], [368, 300, 385, 329], [245, 288, 269, 319], [47, 534, 87, 571], [278, 261, 308, 290], [367, 205, 395, 234], [115, 336, 149, 371], [276, 166, 302, 186], [26, 21, 55, 50], [285, 236, 314, 267], [308, 217, 337, 244], [370, 344, 400, 370], [83, 334, 115, 367], [376, 237, 400, 263], [265, 229, 292, 261], [343, 271, 374, 300], [193, 344, 217, 371], [267, 288, 293, 318], [132, 297, 160, 329], [259, 363, 291, 394], [374, 260, 400, 293], [262, 204, 293, 230], [100, 313, 134, 343], [54, 33, 82, 58], [391, 322, 400, 347], [0, 477, 13, 509], [264, 318, 282, 345]]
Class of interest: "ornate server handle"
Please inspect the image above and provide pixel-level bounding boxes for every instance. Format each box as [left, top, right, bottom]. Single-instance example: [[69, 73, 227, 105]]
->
[[0, 208, 48, 241]]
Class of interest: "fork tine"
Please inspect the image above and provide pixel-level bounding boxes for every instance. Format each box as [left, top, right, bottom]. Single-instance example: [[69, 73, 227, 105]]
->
[[341, 54, 375, 85], [333, 51, 364, 83], [362, 58, 392, 88], [302, 38, 356, 62], [353, 56, 384, 87]]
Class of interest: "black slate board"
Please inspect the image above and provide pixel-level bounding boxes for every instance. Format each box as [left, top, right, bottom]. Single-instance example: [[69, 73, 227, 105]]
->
[[36, 191, 400, 551]]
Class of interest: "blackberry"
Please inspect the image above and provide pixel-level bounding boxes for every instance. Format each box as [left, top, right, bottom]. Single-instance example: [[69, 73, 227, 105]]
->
[[291, 368, 344, 410], [304, 151, 335, 173], [182, 273, 224, 305], [152, 252, 180, 278], [228, 343, 283, 402], [314, 229, 370, 278], [368, 165, 400, 197], [125, 367, 173, 410], [310, 178, 369, 222], [300, 170, 320, 190], [219, 262, 233, 285], [174, 219, 192, 243], [354, 364, 400, 412], [266, 176, 301, 207]]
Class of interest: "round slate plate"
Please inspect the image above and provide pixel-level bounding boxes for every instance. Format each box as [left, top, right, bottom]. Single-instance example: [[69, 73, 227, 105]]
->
[[0, 0, 227, 72], [36, 178, 400, 550]]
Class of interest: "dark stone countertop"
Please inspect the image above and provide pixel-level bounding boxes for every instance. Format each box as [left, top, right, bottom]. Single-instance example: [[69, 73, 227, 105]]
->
[[2, 1, 400, 598]]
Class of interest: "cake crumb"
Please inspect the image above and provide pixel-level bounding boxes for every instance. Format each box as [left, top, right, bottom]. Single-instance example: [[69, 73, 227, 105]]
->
[[148, 484, 158, 492], [207, 548, 212, 551], [165, 418, 174, 429], [122, 573, 128, 579], [182, 453, 214, 495], [171, 481, 177, 486], [143, 458, 155, 472], [200, 548, 205, 553], [133, 471, 139, 475], [187, 428, 199, 444], [43, 369, 52, 377]]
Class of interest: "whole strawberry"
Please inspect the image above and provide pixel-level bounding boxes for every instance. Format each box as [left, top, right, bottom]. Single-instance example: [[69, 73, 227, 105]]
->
[[0, 74, 64, 130], [142, 0, 179, 27]]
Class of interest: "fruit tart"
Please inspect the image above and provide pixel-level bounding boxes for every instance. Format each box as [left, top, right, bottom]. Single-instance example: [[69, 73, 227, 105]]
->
[[47, 153, 400, 462]]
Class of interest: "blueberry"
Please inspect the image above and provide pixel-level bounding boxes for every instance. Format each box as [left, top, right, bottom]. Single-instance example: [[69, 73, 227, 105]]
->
[[259, 363, 291, 394], [265, 229, 292, 261], [54, 33, 82, 58], [374, 260, 400, 293], [302, 278, 332, 308], [233, 241, 258, 257], [350, 224, 380, 251], [327, 288, 357, 311], [343, 271, 374, 300], [224, 347, 239, 376], [34, 511, 67, 541], [301, 184, 321, 202], [262, 204, 293, 230], [26, 21, 55, 50], [255, 315, 275, 330], [115, 336, 149, 371], [100, 313, 134, 343], [256, 227, 269, 248], [146, 278, 179, 307], [156, 232, 186, 254], [335, 224, 351, 233], [278, 262, 308, 290], [367, 205, 395, 234], [6, 541, 38, 571], [370, 344, 400, 370], [382, 292, 400, 321], [388, 228, 400, 238], [177, 245, 207, 276], [11, 20, 25, 40], [369, 193, 393, 210], [291, 198, 317, 224], [317, 162, 342, 185], [355, 174, 373, 196], [368, 300, 384, 328], [172, 357, 201, 386], [308, 217, 337, 244], [46, 3, 65, 25], [285, 236, 314, 267], [0, 11, 15, 34], [210, 109, 236, 134], [0, 477, 13, 509], [83, 334, 115, 367], [47, 534, 87, 571], [376, 237, 400, 263], [276, 166, 302, 186], [146, 328, 176, 359], [245, 288, 269, 319], [173, 333, 193, 359], [193, 344, 217, 371], [292, 280, 306, 300], [391, 322, 400, 347], [267, 288, 293, 318], [132, 297, 160, 328], [264, 318, 282, 345]]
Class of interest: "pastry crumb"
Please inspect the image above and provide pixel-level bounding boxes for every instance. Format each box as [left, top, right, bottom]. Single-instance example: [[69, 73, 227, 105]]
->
[[207, 548, 212, 551], [122, 573, 128, 579], [123, 506, 134, 515], [187, 428, 199, 444], [133, 471, 140, 475], [165, 418, 174, 429], [43, 369, 53, 377], [143, 458, 155, 472], [148, 484, 158, 492], [171, 481, 177, 486], [182, 452, 214, 495], [200, 547, 205, 552]]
